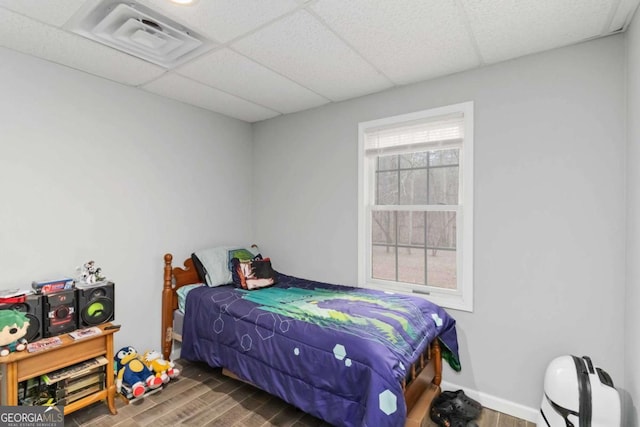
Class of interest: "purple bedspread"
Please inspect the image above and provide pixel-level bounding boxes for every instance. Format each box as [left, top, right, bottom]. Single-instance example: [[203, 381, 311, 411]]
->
[[181, 273, 459, 427]]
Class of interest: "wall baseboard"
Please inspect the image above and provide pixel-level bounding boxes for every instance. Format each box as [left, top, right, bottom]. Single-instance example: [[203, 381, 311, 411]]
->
[[441, 381, 539, 423]]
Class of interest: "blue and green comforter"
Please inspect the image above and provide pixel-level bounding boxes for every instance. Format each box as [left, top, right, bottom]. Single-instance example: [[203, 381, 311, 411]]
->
[[181, 273, 459, 427]]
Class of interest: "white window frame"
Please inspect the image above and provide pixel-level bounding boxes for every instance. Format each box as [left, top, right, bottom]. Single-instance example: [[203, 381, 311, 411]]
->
[[357, 101, 474, 312]]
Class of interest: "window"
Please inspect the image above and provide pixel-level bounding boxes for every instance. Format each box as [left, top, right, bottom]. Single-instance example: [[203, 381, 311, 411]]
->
[[358, 102, 473, 311]]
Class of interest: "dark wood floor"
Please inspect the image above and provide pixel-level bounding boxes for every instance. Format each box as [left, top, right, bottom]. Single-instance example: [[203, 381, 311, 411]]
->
[[65, 359, 535, 427]]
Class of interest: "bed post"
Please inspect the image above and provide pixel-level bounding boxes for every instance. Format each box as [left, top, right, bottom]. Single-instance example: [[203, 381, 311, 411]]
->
[[432, 339, 442, 386], [162, 253, 174, 361]]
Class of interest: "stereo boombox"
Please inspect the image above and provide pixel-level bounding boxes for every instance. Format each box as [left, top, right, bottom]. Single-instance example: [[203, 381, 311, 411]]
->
[[0, 282, 115, 339], [0, 294, 45, 342]]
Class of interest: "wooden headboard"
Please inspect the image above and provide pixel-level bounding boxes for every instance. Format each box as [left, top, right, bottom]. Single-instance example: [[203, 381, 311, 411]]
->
[[162, 253, 200, 359]]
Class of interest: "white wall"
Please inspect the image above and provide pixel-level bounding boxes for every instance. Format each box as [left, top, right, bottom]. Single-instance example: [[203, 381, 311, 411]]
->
[[252, 36, 627, 416], [626, 9, 640, 427], [0, 47, 254, 353]]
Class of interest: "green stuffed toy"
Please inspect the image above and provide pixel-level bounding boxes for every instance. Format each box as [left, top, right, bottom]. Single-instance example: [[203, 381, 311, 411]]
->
[[0, 310, 30, 357]]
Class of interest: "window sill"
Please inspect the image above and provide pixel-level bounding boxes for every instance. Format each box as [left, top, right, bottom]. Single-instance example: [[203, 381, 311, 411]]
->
[[362, 281, 473, 313]]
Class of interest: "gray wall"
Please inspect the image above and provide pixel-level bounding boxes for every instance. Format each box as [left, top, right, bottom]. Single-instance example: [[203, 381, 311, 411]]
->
[[0, 47, 254, 353], [252, 36, 627, 412], [626, 10, 640, 427]]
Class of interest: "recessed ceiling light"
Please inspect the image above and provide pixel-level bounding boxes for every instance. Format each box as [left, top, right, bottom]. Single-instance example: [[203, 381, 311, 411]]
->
[[169, 0, 199, 5]]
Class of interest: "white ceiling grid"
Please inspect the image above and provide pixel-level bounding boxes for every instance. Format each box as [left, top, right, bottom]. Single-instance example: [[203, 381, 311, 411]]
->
[[143, 73, 280, 122], [0, 7, 165, 86], [232, 9, 393, 102], [0, 0, 85, 26], [175, 48, 330, 114], [460, 0, 616, 64], [309, 0, 481, 85], [0, 0, 637, 122]]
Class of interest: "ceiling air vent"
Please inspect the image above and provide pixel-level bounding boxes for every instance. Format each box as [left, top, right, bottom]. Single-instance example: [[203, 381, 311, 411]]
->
[[64, 0, 214, 68]]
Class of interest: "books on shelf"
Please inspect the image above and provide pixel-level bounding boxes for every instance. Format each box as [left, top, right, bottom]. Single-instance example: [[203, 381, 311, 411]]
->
[[20, 363, 107, 406], [64, 371, 105, 394], [41, 356, 108, 385], [27, 336, 62, 353], [66, 382, 104, 404], [68, 327, 102, 340]]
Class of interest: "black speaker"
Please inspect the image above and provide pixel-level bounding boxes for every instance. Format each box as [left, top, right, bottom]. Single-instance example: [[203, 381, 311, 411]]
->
[[44, 290, 77, 337], [77, 282, 115, 327], [0, 294, 43, 342]]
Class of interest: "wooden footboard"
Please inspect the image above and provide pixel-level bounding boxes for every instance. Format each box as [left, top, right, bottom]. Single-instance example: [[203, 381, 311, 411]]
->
[[161, 252, 442, 426], [403, 340, 441, 427]]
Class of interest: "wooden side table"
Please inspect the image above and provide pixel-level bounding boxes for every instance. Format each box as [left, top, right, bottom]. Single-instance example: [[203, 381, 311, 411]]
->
[[0, 323, 118, 415]]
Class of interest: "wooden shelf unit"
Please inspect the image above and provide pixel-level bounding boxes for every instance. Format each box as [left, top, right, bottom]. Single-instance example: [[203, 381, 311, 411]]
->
[[0, 323, 118, 415]]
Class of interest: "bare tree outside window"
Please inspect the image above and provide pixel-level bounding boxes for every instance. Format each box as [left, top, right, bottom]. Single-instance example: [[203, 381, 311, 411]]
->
[[371, 149, 458, 289]]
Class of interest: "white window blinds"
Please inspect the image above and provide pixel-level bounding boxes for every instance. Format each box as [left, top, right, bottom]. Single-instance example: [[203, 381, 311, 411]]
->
[[364, 112, 464, 156]]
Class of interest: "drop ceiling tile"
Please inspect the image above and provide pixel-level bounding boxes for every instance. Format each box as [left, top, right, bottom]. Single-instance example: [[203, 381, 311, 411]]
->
[[137, 0, 300, 43], [460, 0, 615, 64], [311, 0, 480, 85], [233, 9, 392, 101], [0, 8, 165, 86], [142, 73, 280, 122], [0, 0, 85, 27], [176, 48, 329, 114]]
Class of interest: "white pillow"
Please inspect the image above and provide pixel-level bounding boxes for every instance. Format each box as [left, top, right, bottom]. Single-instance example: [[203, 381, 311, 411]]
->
[[194, 247, 232, 287]]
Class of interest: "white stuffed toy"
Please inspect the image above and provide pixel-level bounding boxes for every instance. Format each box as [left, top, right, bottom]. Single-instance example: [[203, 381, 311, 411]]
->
[[77, 260, 106, 285]]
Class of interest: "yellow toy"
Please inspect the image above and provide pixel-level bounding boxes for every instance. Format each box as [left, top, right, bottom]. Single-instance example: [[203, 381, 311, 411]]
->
[[143, 350, 180, 384]]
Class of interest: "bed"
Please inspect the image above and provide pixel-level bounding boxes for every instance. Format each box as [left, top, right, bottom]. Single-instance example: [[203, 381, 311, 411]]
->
[[161, 253, 460, 427]]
